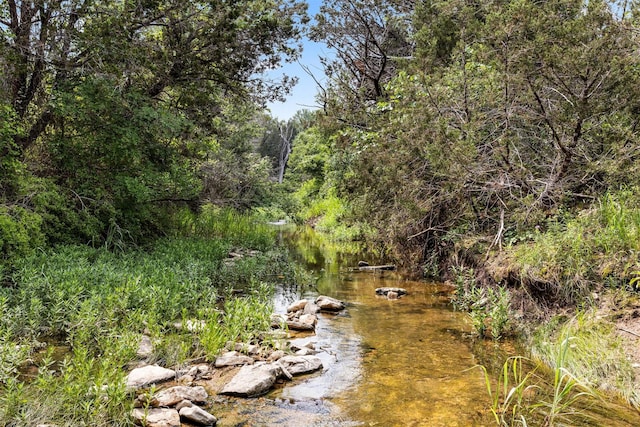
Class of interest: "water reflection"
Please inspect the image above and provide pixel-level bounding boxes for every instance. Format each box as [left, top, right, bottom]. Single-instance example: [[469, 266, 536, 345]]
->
[[217, 226, 640, 426], [268, 227, 503, 426]]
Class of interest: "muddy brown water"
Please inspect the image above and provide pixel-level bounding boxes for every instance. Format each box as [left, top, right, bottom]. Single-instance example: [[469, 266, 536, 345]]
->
[[212, 227, 640, 426]]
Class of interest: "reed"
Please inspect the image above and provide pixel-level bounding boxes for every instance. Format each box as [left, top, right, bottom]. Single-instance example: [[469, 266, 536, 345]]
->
[[0, 210, 297, 425]]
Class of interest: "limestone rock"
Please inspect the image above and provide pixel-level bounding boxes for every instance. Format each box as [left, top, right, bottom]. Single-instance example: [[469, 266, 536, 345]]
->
[[214, 351, 254, 368], [303, 301, 321, 315], [219, 363, 280, 397], [234, 342, 260, 355], [127, 365, 176, 390], [187, 364, 211, 379], [131, 408, 180, 427], [286, 320, 315, 331], [270, 313, 287, 328], [315, 295, 346, 312], [179, 405, 217, 426], [136, 335, 154, 359], [278, 355, 323, 375], [375, 287, 407, 297], [267, 350, 285, 361], [299, 313, 317, 326], [176, 400, 193, 411], [295, 347, 316, 356], [287, 299, 308, 313], [152, 385, 207, 407]]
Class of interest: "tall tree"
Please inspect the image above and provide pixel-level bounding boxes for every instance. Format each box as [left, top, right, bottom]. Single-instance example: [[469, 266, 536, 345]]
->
[[0, 0, 308, 153], [311, 0, 414, 122]]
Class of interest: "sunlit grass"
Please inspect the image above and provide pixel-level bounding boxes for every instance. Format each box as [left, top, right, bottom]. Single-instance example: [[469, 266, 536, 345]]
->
[[530, 311, 637, 407], [512, 188, 640, 304], [0, 209, 297, 426]]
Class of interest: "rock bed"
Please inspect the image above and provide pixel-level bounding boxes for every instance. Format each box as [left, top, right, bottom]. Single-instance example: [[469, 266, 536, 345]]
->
[[123, 295, 347, 427]]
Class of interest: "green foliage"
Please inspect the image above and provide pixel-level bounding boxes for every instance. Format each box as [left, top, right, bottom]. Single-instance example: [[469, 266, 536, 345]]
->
[[309, 0, 640, 287], [480, 337, 599, 427], [531, 312, 638, 406], [0, 205, 44, 261], [513, 189, 640, 302], [479, 356, 537, 426], [0, 210, 302, 425], [451, 266, 512, 339]]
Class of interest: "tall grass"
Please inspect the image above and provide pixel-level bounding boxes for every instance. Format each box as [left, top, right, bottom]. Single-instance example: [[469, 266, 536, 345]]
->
[[531, 311, 638, 407], [0, 209, 297, 426], [512, 188, 640, 303], [480, 337, 600, 427]]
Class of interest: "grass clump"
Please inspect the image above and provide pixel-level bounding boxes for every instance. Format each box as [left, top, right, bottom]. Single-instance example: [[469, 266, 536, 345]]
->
[[0, 210, 297, 426], [512, 188, 640, 304], [451, 266, 513, 339], [530, 311, 638, 407], [480, 336, 600, 427]]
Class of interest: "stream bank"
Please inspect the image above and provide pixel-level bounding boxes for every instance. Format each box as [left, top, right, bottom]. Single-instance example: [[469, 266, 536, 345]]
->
[[204, 226, 640, 426]]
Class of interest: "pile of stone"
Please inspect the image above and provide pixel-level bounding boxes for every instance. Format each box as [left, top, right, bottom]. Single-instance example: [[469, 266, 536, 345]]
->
[[124, 295, 347, 426], [128, 365, 216, 427], [271, 295, 346, 332], [375, 287, 408, 300], [126, 334, 331, 426]]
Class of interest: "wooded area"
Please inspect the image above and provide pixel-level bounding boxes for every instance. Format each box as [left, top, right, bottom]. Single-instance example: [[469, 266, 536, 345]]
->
[[0, 0, 307, 258], [301, 0, 640, 299], [2, 0, 640, 424]]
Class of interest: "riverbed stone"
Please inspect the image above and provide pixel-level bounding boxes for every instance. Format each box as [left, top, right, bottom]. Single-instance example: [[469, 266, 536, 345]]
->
[[176, 400, 193, 411], [295, 347, 316, 356], [387, 291, 398, 300], [219, 363, 280, 397], [375, 287, 407, 296], [234, 342, 260, 355], [127, 365, 176, 390], [277, 355, 323, 375], [131, 408, 180, 427], [315, 295, 346, 311], [179, 405, 217, 426], [267, 349, 286, 361], [286, 320, 315, 331], [136, 335, 154, 359], [152, 385, 208, 407], [299, 313, 317, 326], [214, 351, 254, 368], [270, 313, 287, 328], [187, 363, 211, 380], [303, 301, 321, 315], [287, 299, 308, 312]]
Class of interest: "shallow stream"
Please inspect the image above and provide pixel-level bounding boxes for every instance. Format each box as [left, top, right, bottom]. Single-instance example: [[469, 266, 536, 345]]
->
[[212, 226, 640, 426]]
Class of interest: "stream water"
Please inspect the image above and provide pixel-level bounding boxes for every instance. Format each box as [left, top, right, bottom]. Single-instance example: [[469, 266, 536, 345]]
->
[[212, 226, 640, 426]]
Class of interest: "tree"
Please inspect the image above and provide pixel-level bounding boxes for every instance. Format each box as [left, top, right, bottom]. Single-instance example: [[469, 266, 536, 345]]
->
[[0, 0, 309, 247], [311, 0, 414, 122], [311, 0, 640, 272], [258, 110, 315, 182], [1, 0, 308, 153]]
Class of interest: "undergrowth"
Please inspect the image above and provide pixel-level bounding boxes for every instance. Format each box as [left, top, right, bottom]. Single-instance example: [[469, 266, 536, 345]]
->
[[530, 311, 638, 408], [512, 189, 640, 304], [0, 208, 299, 426]]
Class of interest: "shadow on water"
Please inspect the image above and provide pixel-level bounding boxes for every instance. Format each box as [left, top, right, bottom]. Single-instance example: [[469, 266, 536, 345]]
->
[[215, 226, 640, 426]]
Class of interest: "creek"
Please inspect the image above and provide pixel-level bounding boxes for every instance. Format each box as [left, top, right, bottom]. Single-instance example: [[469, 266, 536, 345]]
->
[[212, 226, 640, 426]]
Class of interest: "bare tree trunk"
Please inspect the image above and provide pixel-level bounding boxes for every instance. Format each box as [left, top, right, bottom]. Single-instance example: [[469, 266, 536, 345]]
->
[[277, 122, 294, 183]]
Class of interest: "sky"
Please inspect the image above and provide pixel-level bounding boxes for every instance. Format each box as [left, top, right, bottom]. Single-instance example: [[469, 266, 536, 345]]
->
[[265, 0, 332, 121]]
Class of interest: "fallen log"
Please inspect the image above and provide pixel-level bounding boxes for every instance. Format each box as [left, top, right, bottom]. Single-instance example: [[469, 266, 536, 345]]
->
[[356, 264, 396, 271]]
